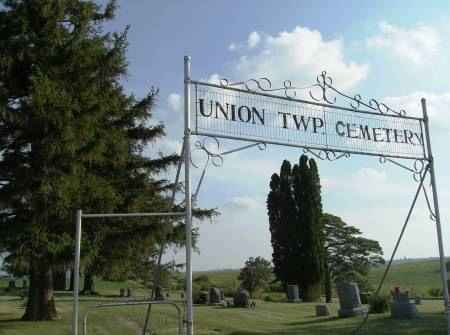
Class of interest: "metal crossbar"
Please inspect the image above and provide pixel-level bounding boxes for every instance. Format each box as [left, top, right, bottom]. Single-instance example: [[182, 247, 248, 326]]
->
[[82, 212, 184, 218]]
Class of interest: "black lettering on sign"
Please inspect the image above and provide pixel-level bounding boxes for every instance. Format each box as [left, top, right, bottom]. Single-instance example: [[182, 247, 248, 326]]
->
[[336, 121, 346, 136], [198, 99, 212, 117], [278, 112, 291, 129]]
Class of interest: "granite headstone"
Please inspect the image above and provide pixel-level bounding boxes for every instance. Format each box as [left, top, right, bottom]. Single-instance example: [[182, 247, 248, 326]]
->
[[287, 285, 300, 302], [336, 282, 367, 317]]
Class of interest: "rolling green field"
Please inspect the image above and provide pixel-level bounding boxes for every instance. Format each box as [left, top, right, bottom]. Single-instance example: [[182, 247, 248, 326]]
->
[[0, 258, 449, 335], [196, 258, 450, 298]]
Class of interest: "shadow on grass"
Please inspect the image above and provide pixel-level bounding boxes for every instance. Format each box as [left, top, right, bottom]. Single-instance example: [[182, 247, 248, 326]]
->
[[285, 315, 340, 326], [226, 312, 447, 335]]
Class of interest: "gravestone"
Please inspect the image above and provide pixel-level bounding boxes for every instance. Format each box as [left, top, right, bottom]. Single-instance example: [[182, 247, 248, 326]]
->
[[22, 279, 28, 289], [287, 285, 300, 302], [7, 280, 16, 291], [336, 282, 367, 317], [315, 304, 330, 317], [126, 288, 133, 297], [209, 287, 223, 304], [233, 289, 250, 308], [390, 288, 417, 319], [120, 288, 125, 297]]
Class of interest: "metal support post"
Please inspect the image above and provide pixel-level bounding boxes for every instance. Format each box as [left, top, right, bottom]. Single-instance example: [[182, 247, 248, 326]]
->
[[422, 98, 450, 334], [73, 209, 82, 335], [184, 56, 193, 335]]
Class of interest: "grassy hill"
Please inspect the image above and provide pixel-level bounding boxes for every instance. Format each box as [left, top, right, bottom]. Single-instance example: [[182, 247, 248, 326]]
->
[[194, 258, 450, 298]]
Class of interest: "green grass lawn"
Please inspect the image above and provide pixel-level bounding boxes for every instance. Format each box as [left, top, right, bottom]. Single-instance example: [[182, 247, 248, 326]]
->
[[1, 258, 449, 334], [0, 297, 448, 335]]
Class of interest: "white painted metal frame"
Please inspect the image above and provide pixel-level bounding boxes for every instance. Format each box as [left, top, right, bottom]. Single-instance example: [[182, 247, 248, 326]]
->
[[184, 57, 449, 334], [71, 210, 184, 335], [71, 56, 449, 335]]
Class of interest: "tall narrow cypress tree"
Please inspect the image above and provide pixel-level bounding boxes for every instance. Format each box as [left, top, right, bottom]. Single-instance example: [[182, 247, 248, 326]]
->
[[268, 155, 324, 301], [293, 155, 324, 301]]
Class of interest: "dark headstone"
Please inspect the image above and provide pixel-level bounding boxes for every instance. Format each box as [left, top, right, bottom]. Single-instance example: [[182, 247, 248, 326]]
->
[[198, 291, 208, 304], [337, 282, 367, 318], [120, 288, 125, 297], [22, 279, 28, 289], [287, 285, 300, 302], [315, 304, 330, 317], [233, 289, 250, 308], [7, 280, 16, 290], [126, 288, 132, 297], [209, 287, 223, 304]]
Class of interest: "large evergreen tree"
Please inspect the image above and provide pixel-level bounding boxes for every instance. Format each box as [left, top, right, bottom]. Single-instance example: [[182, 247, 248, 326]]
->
[[0, 0, 181, 320], [267, 155, 324, 302]]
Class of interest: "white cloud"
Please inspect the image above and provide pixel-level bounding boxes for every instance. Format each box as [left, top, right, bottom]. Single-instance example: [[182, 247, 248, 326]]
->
[[383, 92, 450, 128], [225, 196, 261, 210], [207, 73, 221, 84], [167, 93, 182, 112], [367, 21, 441, 65], [247, 31, 261, 48], [233, 26, 369, 92], [228, 43, 237, 51]]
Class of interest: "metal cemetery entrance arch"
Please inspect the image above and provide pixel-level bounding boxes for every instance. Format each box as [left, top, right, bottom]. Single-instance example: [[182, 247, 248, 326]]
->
[[183, 56, 449, 335]]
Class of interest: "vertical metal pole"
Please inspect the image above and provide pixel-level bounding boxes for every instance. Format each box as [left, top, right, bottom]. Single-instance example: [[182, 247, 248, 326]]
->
[[184, 56, 193, 335], [73, 210, 82, 335], [421, 98, 450, 334]]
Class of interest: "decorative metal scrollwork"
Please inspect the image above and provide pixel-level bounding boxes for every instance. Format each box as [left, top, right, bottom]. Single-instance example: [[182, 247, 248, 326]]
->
[[219, 77, 314, 99], [303, 148, 350, 161], [191, 137, 267, 169], [378, 156, 425, 182], [190, 137, 267, 204], [219, 71, 407, 116], [192, 137, 224, 168], [309, 71, 406, 116]]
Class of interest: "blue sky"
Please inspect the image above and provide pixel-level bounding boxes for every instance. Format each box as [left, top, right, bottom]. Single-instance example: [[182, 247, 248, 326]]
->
[[99, 1, 450, 270]]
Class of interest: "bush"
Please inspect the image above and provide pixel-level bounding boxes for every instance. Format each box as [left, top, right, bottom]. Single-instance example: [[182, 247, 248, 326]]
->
[[192, 283, 209, 304], [368, 295, 390, 314], [428, 287, 442, 297], [264, 295, 274, 302]]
